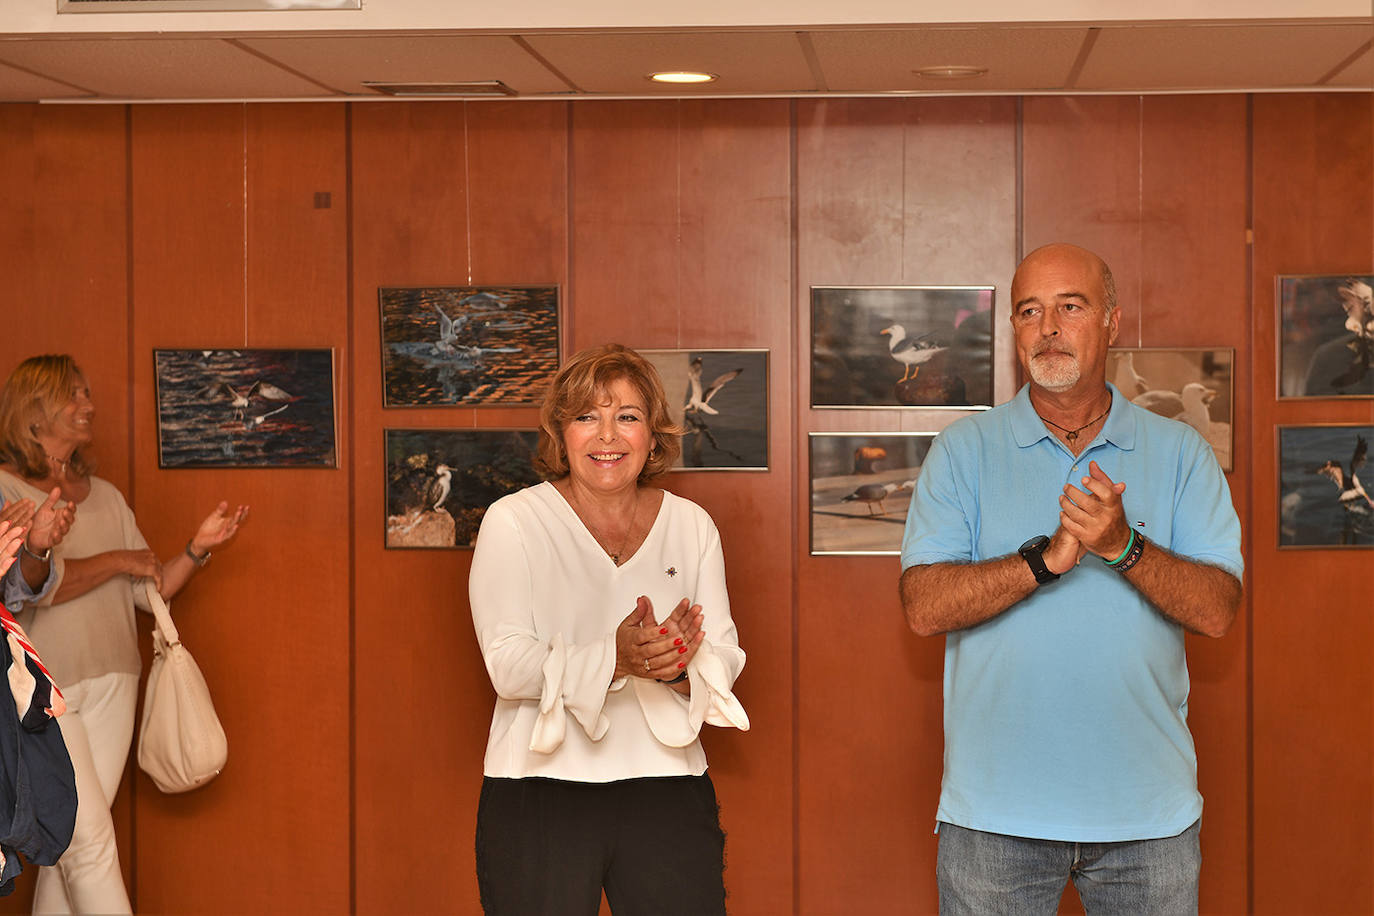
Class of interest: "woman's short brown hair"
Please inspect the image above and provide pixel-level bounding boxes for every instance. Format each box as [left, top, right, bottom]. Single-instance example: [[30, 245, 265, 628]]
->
[[536, 344, 683, 482], [0, 354, 95, 479]]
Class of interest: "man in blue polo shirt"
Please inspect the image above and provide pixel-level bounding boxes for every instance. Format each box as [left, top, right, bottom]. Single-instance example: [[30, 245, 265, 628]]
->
[[899, 243, 1243, 915]]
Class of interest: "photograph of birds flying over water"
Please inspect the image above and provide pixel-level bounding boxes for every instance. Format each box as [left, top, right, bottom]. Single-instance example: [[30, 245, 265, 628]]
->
[[811, 286, 994, 409], [379, 286, 560, 407], [1278, 274, 1374, 398], [1278, 425, 1374, 549], [809, 432, 935, 555], [1108, 348, 1234, 470], [638, 349, 769, 471], [384, 429, 540, 549], [154, 349, 336, 468]]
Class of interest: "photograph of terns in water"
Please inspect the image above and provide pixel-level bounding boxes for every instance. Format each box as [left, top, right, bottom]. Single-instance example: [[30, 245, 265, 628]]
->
[[809, 432, 935, 555], [638, 349, 768, 471], [153, 349, 336, 468], [1108, 348, 1234, 471], [811, 286, 994, 409], [384, 428, 541, 549], [1278, 425, 1374, 549], [379, 285, 560, 407], [1277, 274, 1374, 399]]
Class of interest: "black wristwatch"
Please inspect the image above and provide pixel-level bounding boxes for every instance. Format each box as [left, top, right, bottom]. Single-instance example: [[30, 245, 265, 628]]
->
[[1018, 535, 1060, 584]]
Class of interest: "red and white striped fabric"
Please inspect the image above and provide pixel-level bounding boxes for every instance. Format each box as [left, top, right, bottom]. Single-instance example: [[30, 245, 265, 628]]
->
[[0, 603, 65, 729]]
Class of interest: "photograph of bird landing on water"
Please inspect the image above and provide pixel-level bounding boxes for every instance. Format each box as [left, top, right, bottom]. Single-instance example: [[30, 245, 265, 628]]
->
[[1107, 348, 1235, 471], [810, 286, 995, 409], [378, 286, 560, 407], [808, 432, 935, 555], [383, 428, 541, 548], [1277, 274, 1374, 399], [153, 348, 336, 468], [637, 349, 769, 471], [1278, 425, 1374, 549]]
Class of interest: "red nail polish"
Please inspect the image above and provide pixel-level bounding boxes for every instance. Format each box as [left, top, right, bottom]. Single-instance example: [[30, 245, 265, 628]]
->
[[678, 646, 687, 654], [677, 662, 685, 669], [659, 627, 668, 635], [674, 638, 683, 646]]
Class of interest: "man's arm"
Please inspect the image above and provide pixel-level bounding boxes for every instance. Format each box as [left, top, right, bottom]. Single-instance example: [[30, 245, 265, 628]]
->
[[1060, 460, 1241, 638], [1117, 541, 1242, 638], [900, 529, 1082, 637]]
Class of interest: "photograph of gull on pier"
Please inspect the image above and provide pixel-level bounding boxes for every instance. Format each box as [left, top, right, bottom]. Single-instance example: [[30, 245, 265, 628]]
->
[[811, 286, 994, 409], [154, 348, 337, 468], [384, 428, 541, 549], [379, 285, 560, 407], [639, 349, 768, 471], [809, 432, 935, 555]]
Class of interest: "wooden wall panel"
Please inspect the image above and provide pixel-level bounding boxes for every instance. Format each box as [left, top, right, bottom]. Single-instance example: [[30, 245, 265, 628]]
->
[[1251, 93, 1373, 916], [129, 103, 351, 915], [350, 100, 568, 915], [0, 102, 130, 915], [795, 97, 1017, 915], [1023, 94, 1253, 916]]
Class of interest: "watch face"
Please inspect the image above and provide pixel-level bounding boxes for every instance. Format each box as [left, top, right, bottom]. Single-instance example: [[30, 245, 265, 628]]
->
[[1019, 535, 1049, 554]]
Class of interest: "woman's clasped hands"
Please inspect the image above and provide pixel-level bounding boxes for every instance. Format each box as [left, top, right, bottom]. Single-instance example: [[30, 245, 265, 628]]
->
[[614, 595, 705, 683]]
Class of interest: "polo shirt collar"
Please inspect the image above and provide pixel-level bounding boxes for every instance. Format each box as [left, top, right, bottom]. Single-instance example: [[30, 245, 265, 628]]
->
[[1010, 382, 1138, 451]]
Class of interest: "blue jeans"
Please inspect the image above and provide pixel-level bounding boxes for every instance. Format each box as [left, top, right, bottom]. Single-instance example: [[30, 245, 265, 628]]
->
[[936, 820, 1200, 916]]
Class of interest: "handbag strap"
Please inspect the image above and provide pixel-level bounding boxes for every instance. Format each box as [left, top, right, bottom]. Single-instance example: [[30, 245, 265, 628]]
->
[[143, 579, 181, 647]]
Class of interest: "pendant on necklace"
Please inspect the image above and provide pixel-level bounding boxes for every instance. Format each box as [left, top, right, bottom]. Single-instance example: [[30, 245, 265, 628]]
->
[[1066, 431, 1079, 442]]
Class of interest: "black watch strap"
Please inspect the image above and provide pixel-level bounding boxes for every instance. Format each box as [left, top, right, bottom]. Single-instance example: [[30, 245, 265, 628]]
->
[[1018, 535, 1060, 584]]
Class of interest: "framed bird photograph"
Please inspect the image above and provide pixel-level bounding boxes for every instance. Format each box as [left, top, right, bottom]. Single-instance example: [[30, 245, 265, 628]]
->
[[1277, 425, 1374, 549], [809, 432, 936, 556], [637, 349, 769, 471], [1107, 347, 1235, 471], [811, 286, 995, 409], [384, 428, 542, 549], [1276, 274, 1374, 399], [153, 348, 337, 468], [378, 285, 560, 407]]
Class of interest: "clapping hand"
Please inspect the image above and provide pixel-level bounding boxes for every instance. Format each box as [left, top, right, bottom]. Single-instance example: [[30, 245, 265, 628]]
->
[[614, 596, 705, 682], [1059, 460, 1131, 560], [0, 521, 26, 580], [26, 488, 75, 554], [188, 502, 250, 557]]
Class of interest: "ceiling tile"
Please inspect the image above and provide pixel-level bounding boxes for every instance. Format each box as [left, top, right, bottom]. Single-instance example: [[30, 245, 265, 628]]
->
[[0, 38, 333, 99], [523, 31, 818, 94], [238, 34, 572, 95], [1080, 24, 1374, 90], [809, 27, 1089, 92]]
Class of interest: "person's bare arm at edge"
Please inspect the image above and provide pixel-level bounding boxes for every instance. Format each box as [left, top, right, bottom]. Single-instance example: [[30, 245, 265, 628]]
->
[[1060, 460, 1241, 639], [900, 529, 1083, 637]]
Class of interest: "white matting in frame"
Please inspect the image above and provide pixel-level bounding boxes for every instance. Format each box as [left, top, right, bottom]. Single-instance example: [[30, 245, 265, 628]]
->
[[638, 349, 769, 471], [809, 432, 936, 556], [811, 286, 995, 409], [1277, 274, 1373, 399], [1277, 424, 1374, 549], [1108, 347, 1235, 471]]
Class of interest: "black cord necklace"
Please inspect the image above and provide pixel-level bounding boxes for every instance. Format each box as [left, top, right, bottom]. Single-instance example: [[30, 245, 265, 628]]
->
[[1038, 406, 1110, 442]]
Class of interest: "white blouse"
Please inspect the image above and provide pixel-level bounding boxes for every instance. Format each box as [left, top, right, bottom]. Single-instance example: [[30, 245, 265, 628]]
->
[[469, 482, 748, 781]]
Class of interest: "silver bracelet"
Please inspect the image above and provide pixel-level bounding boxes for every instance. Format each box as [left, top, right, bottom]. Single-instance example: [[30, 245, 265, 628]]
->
[[22, 542, 51, 563], [185, 541, 211, 567]]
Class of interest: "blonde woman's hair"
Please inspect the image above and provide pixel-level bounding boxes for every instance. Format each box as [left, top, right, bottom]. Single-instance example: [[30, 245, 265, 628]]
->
[[0, 354, 95, 479], [535, 344, 682, 482]]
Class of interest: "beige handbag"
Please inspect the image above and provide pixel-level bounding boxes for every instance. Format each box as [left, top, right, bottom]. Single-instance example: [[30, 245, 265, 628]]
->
[[137, 580, 228, 793]]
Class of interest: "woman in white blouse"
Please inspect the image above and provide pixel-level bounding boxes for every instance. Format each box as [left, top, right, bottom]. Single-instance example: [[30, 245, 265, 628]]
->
[[470, 344, 749, 915]]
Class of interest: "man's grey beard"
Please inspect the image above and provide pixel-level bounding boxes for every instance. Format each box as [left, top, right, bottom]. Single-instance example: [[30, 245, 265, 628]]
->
[[1029, 350, 1081, 391]]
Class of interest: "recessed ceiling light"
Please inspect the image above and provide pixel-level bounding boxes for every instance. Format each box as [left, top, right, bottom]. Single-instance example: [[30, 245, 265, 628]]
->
[[647, 71, 718, 84], [913, 66, 988, 80]]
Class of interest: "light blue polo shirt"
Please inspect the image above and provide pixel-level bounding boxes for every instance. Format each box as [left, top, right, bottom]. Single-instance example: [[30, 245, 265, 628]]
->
[[901, 383, 1242, 842]]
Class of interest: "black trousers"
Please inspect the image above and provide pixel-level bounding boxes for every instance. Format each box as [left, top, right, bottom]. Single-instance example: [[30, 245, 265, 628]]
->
[[475, 774, 728, 916]]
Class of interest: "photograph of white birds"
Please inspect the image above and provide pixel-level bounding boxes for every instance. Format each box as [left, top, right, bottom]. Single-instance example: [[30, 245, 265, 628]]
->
[[1108, 348, 1234, 470], [639, 349, 769, 470]]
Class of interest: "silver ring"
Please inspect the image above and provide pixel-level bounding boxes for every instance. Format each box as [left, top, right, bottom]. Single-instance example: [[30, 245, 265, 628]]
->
[[644, 659, 651, 671]]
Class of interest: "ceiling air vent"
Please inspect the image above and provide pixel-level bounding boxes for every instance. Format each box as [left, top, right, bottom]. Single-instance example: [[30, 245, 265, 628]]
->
[[363, 81, 518, 98]]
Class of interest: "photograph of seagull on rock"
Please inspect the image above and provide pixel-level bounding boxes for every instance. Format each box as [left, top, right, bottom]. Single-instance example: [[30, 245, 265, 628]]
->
[[841, 479, 916, 516]]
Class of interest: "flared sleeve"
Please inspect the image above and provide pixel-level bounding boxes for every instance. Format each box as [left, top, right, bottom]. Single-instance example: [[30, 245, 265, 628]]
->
[[470, 497, 619, 754]]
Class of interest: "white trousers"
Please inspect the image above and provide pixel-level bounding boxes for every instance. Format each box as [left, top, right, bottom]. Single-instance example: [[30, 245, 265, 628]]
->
[[33, 671, 137, 915]]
